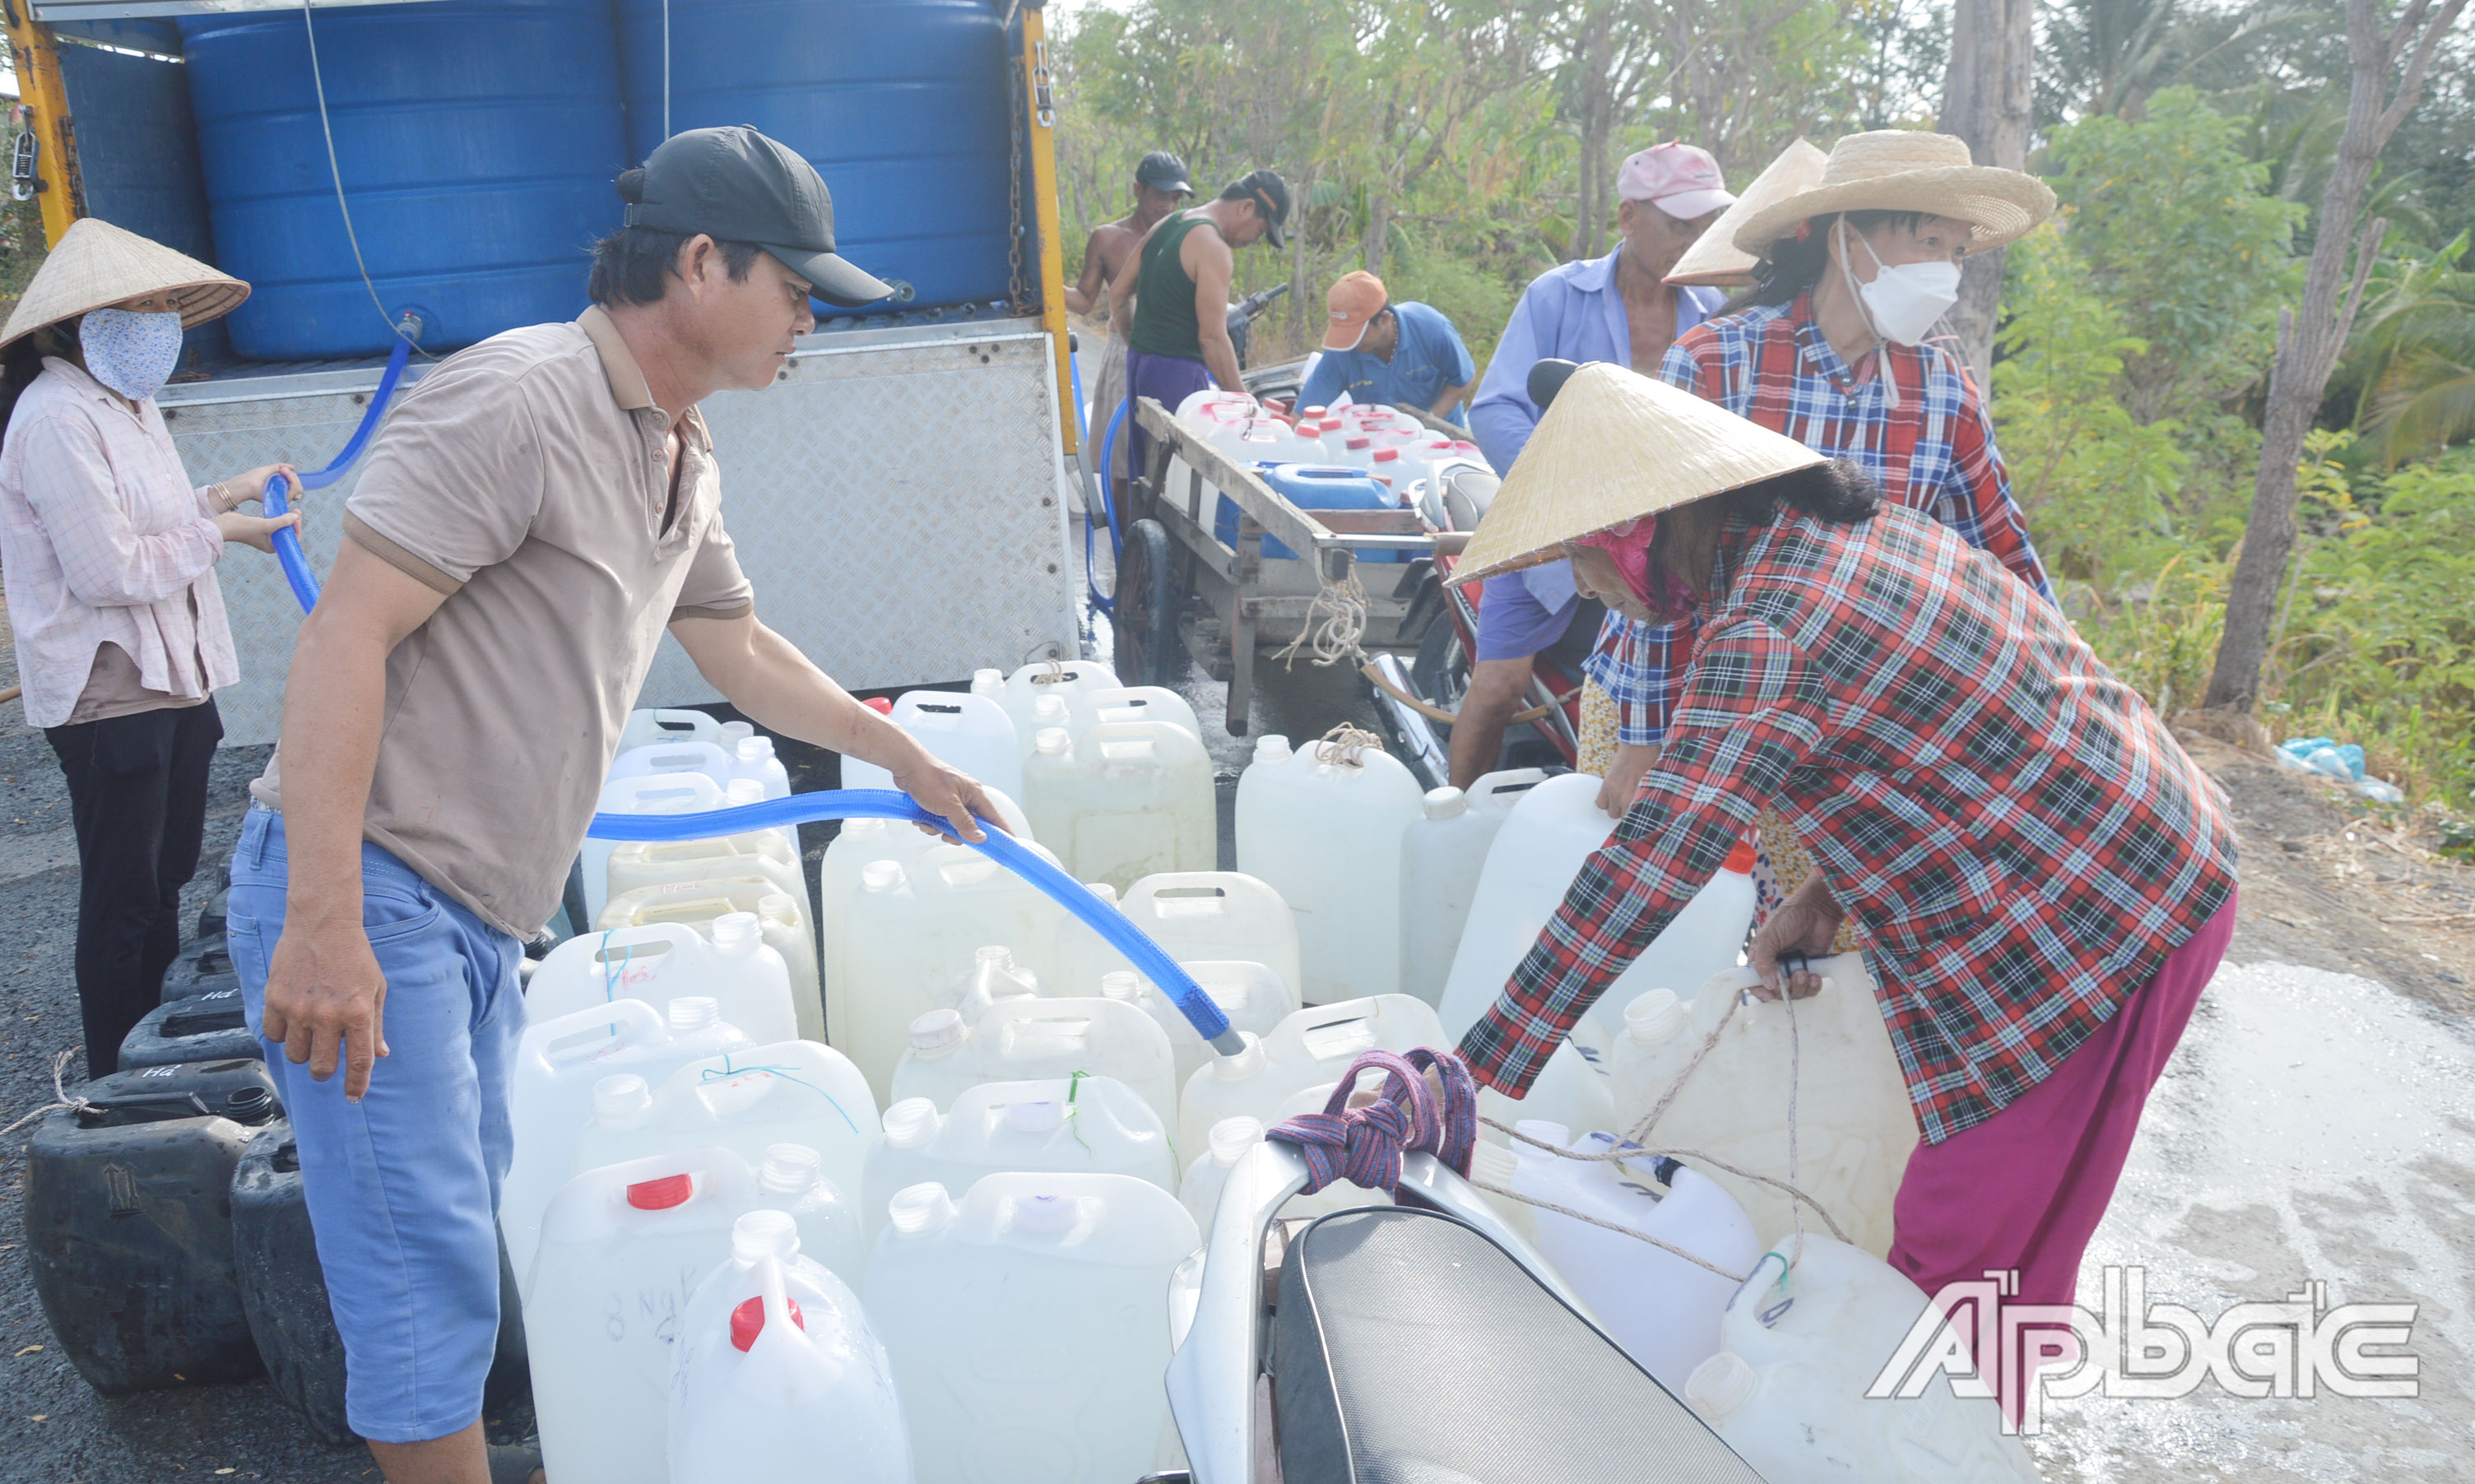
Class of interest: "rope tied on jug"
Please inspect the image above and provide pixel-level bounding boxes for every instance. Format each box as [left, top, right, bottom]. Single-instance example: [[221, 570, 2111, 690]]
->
[[1266, 1048, 1475, 1195], [1309, 722, 1384, 770], [2, 1048, 92, 1139], [1030, 656, 1074, 684]]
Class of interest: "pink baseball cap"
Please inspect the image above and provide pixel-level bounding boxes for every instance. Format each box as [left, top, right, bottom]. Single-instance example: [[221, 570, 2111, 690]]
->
[[1618, 142, 1734, 219]]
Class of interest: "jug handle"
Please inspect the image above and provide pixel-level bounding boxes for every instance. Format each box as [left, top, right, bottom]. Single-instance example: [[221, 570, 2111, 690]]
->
[[527, 998, 665, 1065]]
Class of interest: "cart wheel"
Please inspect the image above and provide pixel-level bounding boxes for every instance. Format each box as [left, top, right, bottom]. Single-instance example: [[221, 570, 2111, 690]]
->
[[1114, 518, 1180, 687]]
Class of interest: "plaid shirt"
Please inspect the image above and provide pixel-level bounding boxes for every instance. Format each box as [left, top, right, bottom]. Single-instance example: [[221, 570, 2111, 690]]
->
[[1583, 294, 2055, 745], [1461, 503, 2236, 1144]]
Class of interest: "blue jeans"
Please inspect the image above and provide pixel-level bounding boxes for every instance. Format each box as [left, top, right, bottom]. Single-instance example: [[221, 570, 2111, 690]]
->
[[225, 807, 525, 1443]]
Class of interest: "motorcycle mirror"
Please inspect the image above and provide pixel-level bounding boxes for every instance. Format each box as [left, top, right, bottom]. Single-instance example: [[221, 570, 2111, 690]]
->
[[1527, 358, 1584, 410]]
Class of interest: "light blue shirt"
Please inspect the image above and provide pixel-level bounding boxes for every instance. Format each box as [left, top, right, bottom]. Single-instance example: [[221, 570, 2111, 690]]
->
[[1298, 301, 1477, 426], [1466, 252, 1724, 608]]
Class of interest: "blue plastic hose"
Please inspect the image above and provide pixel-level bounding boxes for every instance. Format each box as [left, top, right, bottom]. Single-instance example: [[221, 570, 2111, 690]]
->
[[260, 329, 416, 610], [584, 788, 1240, 1047]]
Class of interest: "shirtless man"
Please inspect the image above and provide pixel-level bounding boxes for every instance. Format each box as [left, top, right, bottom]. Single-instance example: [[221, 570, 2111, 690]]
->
[[1073, 151, 1191, 494]]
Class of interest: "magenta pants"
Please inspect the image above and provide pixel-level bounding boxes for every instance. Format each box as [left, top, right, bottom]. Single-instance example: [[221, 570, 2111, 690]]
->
[[1886, 893, 2236, 1411]]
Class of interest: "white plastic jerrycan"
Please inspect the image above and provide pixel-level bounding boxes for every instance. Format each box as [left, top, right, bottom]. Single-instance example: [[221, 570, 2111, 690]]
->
[[621, 707, 724, 753], [1607, 961, 1919, 1254], [586, 772, 728, 922], [613, 737, 737, 792], [938, 945, 1042, 1024], [604, 826, 806, 925], [840, 689, 1024, 805], [892, 995, 1178, 1134], [1435, 772, 1758, 1042], [817, 797, 1035, 1049], [1507, 1121, 1762, 1393], [834, 842, 1070, 1101], [502, 997, 752, 1279], [750, 1142, 866, 1285], [1686, 1233, 2042, 1483], [1115, 873, 1301, 1003], [1233, 730, 1427, 1003], [865, 1172, 1199, 1484], [1399, 769, 1548, 1008], [1177, 1115, 1265, 1231], [861, 1076, 1176, 1241], [1474, 1021, 1618, 1157], [1106, 962, 1297, 1090], [997, 658, 1120, 750], [1176, 994, 1446, 1158], [1023, 721, 1216, 893], [573, 1040, 880, 1211], [667, 1212, 912, 1484], [527, 1145, 758, 1484], [600, 880, 822, 1042], [529, 919, 798, 1046], [1080, 684, 1204, 744]]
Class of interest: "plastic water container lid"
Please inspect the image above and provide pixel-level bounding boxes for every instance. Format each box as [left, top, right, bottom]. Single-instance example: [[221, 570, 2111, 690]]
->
[[711, 911, 761, 953], [1514, 1119, 1570, 1157], [1686, 1351, 1758, 1423], [880, 1097, 941, 1152], [1723, 837, 1758, 874], [759, 1143, 821, 1194], [720, 721, 755, 744], [1253, 735, 1292, 763], [863, 696, 894, 715], [625, 1171, 694, 1211], [976, 945, 1015, 967], [1099, 970, 1140, 1000], [1012, 1193, 1080, 1234], [1087, 880, 1119, 904], [1467, 1139, 1517, 1189], [1372, 448, 1400, 463], [1005, 1100, 1065, 1134], [1346, 435, 1371, 450], [731, 1292, 806, 1352], [909, 1009, 966, 1055], [1033, 693, 1070, 721], [1422, 786, 1469, 820], [972, 667, 1005, 692], [1625, 989, 1688, 1046], [666, 996, 722, 1034], [1211, 1032, 1266, 1081], [887, 1182, 957, 1236], [726, 777, 767, 806], [736, 735, 777, 763], [594, 1074, 652, 1123], [861, 860, 906, 893], [733, 1208, 801, 1263], [1034, 726, 1072, 756], [1209, 1115, 1265, 1166]]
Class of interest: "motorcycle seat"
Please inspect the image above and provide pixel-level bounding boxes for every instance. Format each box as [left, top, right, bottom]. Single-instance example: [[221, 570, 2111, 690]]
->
[[1271, 1207, 1762, 1484]]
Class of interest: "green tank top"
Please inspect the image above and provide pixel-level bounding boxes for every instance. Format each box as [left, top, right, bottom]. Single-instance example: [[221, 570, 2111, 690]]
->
[[1126, 211, 1212, 361]]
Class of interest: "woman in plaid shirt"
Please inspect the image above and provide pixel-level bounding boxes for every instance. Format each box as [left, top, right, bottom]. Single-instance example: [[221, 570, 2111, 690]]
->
[[1454, 362, 2236, 1413]]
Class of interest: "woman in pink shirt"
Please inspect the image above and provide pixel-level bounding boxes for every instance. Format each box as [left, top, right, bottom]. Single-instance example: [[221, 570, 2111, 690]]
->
[[0, 220, 300, 1076]]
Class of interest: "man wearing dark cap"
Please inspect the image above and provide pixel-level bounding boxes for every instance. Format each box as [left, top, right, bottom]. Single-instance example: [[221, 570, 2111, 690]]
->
[[228, 125, 1004, 1484], [1109, 167, 1290, 482], [1067, 150, 1191, 495]]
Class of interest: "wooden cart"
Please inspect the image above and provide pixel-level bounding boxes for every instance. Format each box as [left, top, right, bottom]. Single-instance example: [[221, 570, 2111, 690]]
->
[[1114, 397, 1451, 734]]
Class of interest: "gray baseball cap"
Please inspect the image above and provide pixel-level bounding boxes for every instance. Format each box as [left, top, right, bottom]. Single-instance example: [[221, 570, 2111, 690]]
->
[[622, 125, 894, 308], [1135, 151, 1193, 195]]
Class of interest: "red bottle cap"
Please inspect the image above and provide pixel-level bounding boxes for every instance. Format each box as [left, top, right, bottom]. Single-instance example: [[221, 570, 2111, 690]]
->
[[625, 1173, 694, 1210], [730, 1293, 806, 1352], [862, 696, 894, 715], [1723, 838, 1758, 874]]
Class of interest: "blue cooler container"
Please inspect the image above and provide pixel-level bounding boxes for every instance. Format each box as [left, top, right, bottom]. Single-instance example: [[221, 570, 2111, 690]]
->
[[1214, 463, 1405, 563]]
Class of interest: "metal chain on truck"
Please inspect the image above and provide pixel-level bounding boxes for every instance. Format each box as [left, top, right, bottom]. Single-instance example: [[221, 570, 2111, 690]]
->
[[1005, 50, 1030, 315]]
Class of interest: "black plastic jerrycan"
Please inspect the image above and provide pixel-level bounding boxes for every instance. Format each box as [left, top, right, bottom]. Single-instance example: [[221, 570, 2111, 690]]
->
[[160, 934, 239, 1004], [122, 985, 261, 1069], [232, 1120, 533, 1445], [23, 1058, 281, 1393]]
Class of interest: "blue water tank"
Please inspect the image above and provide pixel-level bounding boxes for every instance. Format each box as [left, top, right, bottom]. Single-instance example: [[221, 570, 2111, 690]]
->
[[614, 0, 1015, 316], [179, 0, 627, 359], [1216, 464, 1407, 563]]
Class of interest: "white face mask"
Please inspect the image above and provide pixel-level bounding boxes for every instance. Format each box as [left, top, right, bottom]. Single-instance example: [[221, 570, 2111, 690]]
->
[[1840, 221, 1960, 348], [77, 308, 186, 401]]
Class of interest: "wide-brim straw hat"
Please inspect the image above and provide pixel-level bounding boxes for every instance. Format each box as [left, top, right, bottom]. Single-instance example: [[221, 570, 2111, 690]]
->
[[0, 218, 248, 350], [1731, 129, 2055, 257], [1447, 363, 1827, 586], [1666, 137, 1829, 287]]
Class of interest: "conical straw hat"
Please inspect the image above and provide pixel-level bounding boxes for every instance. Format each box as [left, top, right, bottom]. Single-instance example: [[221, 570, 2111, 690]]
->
[[1448, 362, 1826, 587], [1665, 138, 1829, 287], [1730, 130, 2055, 257], [1, 218, 248, 350]]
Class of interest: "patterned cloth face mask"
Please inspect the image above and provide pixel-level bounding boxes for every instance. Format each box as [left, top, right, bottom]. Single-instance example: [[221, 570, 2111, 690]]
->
[[77, 308, 186, 401]]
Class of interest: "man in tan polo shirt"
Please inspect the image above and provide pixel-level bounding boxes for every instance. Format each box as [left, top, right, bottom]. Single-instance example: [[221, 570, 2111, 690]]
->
[[225, 128, 982, 1483]]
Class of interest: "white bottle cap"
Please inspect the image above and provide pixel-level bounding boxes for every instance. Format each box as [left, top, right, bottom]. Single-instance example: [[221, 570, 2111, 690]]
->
[[1011, 1192, 1080, 1234], [843, 817, 885, 841], [710, 911, 760, 954], [1034, 726, 1071, 756], [666, 996, 722, 1034], [1098, 970, 1140, 1001], [592, 1074, 652, 1124], [1004, 1100, 1065, 1134], [726, 777, 767, 806], [908, 1009, 965, 1055], [731, 1208, 801, 1264], [1467, 1139, 1517, 1189], [1086, 881, 1119, 904], [976, 945, 1014, 968], [758, 1143, 820, 1194], [1033, 694, 1070, 722], [1210, 1032, 1265, 1081], [736, 735, 777, 763], [881, 1097, 941, 1150], [861, 860, 905, 893], [1625, 989, 1688, 1046], [1515, 1120, 1570, 1156], [972, 667, 1005, 693], [1254, 735, 1291, 763], [1422, 786, 1469, 821], [719, 720, 755, 744], [1686, 1351, 1758, 1423], [887, 1182, 956, 1236], [1209, 1115, 1265, 1167]]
